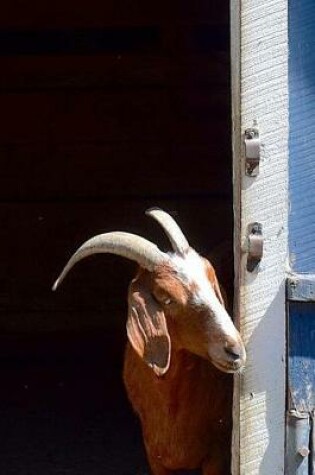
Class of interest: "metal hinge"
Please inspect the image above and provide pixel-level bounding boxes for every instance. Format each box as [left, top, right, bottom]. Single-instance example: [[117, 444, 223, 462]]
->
[[286, 410, 314, 475], [246, 222, 263, 272], [244, 126, 260, 176]]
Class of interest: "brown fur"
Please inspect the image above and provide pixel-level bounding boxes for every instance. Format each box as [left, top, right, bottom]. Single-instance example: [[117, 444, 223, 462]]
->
[[123, 264, 236, 475], [52, 216, 242, 474], [124, 344, 232, 474]]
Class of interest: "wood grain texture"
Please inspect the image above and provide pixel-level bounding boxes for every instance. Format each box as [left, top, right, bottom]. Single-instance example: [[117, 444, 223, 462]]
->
[[289, 0, 315, 273], [232, 1, 288, 474], [230, 2, 242, 472]]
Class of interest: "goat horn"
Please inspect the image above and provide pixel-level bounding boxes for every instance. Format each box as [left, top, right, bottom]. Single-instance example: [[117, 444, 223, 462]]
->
[[146, 208, 190, 255], [52, 231, 169, 291]]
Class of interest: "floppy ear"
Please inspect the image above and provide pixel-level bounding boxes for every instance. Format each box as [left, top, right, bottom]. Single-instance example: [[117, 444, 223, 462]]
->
[[126, 276, 171, 377]]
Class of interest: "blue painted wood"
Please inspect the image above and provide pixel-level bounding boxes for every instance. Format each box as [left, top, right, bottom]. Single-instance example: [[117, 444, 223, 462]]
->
[[289, 1, 315, 273], [288, 302, 315, 412], [312, 412, 315, 474], [287, 276, 315, 302]]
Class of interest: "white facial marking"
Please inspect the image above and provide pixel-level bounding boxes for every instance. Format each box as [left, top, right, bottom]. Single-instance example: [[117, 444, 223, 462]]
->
[[171, 250, 238, 339]]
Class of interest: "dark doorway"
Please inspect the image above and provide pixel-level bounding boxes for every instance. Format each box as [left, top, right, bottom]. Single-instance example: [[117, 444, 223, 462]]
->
[[0, 1, 232, 473]]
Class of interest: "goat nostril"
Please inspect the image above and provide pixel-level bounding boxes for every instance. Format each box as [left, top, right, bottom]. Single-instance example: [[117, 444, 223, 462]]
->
[[224, 346, 241, 361]]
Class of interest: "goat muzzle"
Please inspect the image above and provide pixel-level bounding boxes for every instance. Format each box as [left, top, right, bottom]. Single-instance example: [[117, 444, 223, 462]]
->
[[210, 338, 246, 374]]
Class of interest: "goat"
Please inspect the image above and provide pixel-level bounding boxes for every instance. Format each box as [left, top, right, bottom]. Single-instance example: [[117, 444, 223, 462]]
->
[[53, 208, 246, 475]]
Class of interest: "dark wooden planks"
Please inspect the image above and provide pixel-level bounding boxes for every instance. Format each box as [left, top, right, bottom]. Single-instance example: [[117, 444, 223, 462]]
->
[[0, 89, 170, 143], [0, 89, 228, 143], [0, 84, 230, 200], [1, 0, 228, 29], [0, 54, 229, 91], [0, 26, 228, 55], [0, 27, 161, 56], [0, 142, 231, 201]]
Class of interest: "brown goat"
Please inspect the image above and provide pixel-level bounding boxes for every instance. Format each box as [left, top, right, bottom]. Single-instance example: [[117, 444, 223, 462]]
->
[[53, 208, 246, 475]]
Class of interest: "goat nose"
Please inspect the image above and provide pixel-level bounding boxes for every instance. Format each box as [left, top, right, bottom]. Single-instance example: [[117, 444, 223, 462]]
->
[[224, 344, 242, 361]]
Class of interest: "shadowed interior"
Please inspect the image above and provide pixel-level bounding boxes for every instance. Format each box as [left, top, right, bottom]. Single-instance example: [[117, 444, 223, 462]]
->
[[0, 1, 232, 473]]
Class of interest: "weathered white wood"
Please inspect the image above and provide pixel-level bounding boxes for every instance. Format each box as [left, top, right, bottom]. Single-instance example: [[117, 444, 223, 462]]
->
[[230, 1, 242, 472], [231, 1, 288, 474]]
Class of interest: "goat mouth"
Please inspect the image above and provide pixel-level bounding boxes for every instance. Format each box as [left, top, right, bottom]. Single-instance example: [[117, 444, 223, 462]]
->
[[211, 359, 243, 374]]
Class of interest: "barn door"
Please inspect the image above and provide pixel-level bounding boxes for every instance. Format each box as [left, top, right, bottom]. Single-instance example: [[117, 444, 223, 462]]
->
[[231, 1, 288, 474], [286, 1, 315, 473], [286, 285, 315, 474]]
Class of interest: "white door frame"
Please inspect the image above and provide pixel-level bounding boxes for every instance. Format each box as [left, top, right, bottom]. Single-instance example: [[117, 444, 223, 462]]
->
[[231, 2, 289, 474]]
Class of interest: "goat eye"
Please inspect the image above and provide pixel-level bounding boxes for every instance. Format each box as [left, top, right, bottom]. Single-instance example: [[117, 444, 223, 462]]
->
[[153, 288, 173, 305]]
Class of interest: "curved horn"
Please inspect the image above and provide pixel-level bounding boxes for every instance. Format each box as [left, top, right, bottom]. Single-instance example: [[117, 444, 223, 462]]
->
[[146, 208, 190, 255], [52, 231, 169, 291]]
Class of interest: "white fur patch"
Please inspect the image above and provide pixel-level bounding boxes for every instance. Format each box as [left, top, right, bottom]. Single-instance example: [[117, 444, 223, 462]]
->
[[171, 250, 239, 339]]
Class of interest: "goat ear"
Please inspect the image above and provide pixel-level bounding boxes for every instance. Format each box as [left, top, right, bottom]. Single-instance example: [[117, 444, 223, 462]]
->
[[126, 278, 171, 377]]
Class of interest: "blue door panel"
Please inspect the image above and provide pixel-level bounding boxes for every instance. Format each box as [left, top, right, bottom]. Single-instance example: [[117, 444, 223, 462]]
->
[[288, 0, 315, 471], [288, 302, 315, 412], [289, 0, 315, 273]]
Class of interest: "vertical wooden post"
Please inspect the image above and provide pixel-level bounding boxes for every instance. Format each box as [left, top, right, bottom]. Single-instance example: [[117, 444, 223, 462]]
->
[[231, 1, 289, 474]]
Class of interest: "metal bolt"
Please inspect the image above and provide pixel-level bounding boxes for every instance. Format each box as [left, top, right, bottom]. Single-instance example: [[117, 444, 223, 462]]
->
[[298, 447, 310, 458], [245, 130, 255, 140]]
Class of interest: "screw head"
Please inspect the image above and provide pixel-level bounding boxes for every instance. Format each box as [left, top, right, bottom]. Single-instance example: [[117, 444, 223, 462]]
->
[[298, 447, 310, 458]]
